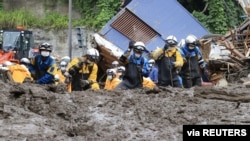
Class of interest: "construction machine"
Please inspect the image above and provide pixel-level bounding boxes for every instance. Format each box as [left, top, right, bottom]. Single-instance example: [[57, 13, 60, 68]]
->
[[0, 28, 35, 64], [0, 27, 35, 83]]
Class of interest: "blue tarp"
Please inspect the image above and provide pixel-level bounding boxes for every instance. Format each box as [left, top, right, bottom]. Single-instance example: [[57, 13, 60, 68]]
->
[[100, 0, 210, 52]]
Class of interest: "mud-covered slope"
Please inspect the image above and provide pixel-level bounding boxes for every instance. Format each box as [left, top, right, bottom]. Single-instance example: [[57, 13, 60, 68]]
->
[[0, 82, 250, 141]]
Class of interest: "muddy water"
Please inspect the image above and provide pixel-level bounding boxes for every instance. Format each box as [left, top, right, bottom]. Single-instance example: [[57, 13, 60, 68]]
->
[[0, 82, 250, 140]]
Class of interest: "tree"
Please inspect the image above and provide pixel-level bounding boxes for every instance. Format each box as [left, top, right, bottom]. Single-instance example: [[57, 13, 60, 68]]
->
[[178, 0, 245, 34], [72, 0, 120, 29]]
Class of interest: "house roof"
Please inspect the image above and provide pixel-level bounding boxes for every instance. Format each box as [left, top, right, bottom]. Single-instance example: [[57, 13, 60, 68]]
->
[[100, 0, 210, 52]]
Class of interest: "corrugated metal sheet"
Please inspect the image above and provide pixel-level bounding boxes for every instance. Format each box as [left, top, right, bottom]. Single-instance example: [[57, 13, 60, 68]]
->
[[100, 0, 209, 52], [111, 9, 157, 44]]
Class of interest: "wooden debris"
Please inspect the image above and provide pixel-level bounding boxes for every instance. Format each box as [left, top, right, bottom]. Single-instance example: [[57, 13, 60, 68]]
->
[[199, 18, 250, 83]]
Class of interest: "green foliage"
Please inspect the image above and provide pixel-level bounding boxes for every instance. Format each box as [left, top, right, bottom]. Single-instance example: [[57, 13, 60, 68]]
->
[[0, 0, 245, 34], [0, 0, 120, 30], [179, 0, 245, 34], [192, 11, 208, 29], [39, 12, 69, 30], [43, 0, 57, 8], [206, 0, 228, 34], [223, 0, 245, 28], [0, 9, 85, 30], [0, 9, 37, 29], [0, 0, 3, 10], [72, 0, 120, 29]]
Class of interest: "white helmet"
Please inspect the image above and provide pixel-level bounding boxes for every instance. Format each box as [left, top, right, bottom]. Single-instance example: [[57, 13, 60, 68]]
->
[[185, 34, 197, 44], [20, 58, 30, 64], [112, 61, 119, 65], [60, 61, 67, 67], [54, 74, 60, 81], [134, 41, 146, 51], [134, 41, 145, 47], [165, 35, 178, 46], [106, 69, 116, 75], [3, 61, 13, 67], [39, 42, 52, 52], [178, 39, 185, 48], [117, 66, 126, 72], [60, 61, 67, 71], [148, 59, 155, 64], [112, 60, 119, 68], [86, 48, 99, 62], [86, 48, 99, 56], [61, 56, 71, 63]]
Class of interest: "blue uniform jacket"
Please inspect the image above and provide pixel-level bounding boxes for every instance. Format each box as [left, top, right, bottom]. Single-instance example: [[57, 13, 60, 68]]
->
[[29, 55, 57, 84], [181, 45, 206, 68], [127, 53, 150, 76]]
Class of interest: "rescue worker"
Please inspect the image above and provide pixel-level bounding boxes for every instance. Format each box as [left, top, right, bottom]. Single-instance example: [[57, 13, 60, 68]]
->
[[142, 77, 156, 89], [151, 35, 183, 88], [180, 34, 206, 88], [104, 69, 121, 90], [1, 59, 33, 83], [56, 60, 72, 93], [60, 56, 71, 64], [57, 60, 68, 83], [116, 41, 150, 89], [20, 58, 31, 68], [0, 61, 14, 82], [28, 42, 57, 84], [148, 59, 158, 84], [66, 48, 100, 91], [117, 66, 125, 80], [111, 60, 119, 71]]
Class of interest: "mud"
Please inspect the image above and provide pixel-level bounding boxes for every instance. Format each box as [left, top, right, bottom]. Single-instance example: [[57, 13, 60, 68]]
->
[[0, 81, 250, 141]]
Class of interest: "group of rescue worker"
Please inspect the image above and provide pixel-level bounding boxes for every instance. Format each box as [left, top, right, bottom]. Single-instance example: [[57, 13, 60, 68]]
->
[[150, 34, 210, 88], [0, 33, 211, 93]]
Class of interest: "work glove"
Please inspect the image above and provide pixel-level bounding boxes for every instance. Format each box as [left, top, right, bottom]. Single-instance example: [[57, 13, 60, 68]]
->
[[76, 61, 84, 68], [167, 62, 174, 69], [80, 79, 90, 87], [23, 77, 34, 83], [148, 67, 152, 72], [163, 43, 169, 50], [171, 62, 176, 68], [186, 53, 191, 59], [201, 67, 210, 82], [54, 74, 60, 82], [63, 72, 71, 77], [201, 67, 209, 76], [136, 65, 142, 73], [128, 41, 135, 50], [143, 72, 149, 78], [68, 67, 76, 75], [65, 77, 71, 84], [119, 55, 127, 63], [69, 62, 83, 75], [30, 71, 37, 80], [176, 67, 181, 74], [199, 63, 206, 69]]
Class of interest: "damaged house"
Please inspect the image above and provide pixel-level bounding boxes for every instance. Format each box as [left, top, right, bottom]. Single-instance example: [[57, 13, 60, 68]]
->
[[93, 0, 250, 86], [93, 0, 209, 72]]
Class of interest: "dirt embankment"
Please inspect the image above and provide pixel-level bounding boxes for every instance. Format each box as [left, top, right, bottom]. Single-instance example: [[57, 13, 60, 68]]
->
[[0, 81, 250, 141]]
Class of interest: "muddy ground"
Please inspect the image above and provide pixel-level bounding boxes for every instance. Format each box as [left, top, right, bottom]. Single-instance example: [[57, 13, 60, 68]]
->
[[0, 81, 250, 141]]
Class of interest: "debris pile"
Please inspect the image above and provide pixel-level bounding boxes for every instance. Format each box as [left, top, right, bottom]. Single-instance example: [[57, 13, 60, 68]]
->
[[199, 18, 250, 85]]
